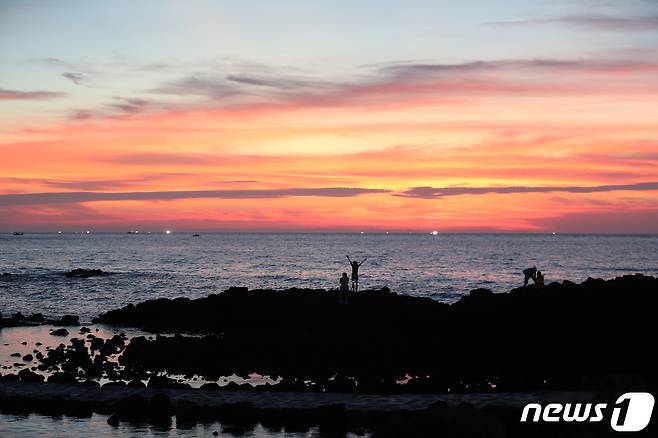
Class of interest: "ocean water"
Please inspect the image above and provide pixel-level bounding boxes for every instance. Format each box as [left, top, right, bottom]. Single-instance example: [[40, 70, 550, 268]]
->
[[1, 233, 657, 319]]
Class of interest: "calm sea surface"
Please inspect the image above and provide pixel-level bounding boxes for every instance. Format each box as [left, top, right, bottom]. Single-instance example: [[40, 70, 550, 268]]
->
[[1, 233, 657, 319]]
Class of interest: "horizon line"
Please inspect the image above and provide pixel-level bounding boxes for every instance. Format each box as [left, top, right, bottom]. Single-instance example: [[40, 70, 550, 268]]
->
[[3, 230, 658, 236]]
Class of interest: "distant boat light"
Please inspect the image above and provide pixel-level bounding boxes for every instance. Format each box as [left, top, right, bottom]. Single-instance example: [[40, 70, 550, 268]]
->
[[360, 231, 364, 234], [552, 232, 557, 235], [85, 230, 90, 234], [165, 230, 172, 235], [431, 230, 438, 235]]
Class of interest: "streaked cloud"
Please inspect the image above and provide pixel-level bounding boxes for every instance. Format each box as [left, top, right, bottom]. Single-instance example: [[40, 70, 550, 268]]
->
[[400, 182, 658, 199], [0, 187, 390, 206], [487, 15, 658, 32], [151, 74, 238, 98], [61, 71, 86, 85], [226, 74, 334, 90], [143, 56, 658, 111], [0, 88, 65, 100], [107, 97, 150, 114]]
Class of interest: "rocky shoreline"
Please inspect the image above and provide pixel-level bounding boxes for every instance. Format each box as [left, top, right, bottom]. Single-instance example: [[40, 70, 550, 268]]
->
[[93, 274, 658, 394], [2, 274, 657, 436]]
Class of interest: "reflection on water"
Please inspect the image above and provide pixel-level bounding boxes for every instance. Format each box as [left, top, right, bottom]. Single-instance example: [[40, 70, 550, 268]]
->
[[0, 325, 279, 387], [0, 413, 331, 437]]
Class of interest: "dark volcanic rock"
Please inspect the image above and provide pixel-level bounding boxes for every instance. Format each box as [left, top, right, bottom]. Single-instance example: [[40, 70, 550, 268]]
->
[[104, 274, 658, 394], [127, 379, 146, 389], [18, 369, 44, 383], [25, 313, 45, 322], [199, 382, 220, 391], [50, 328, 69, 336], [89, 337, 104, 351], [102, 381, 127, 390], [54, 315, 79, 326], [48, 371, 77, 384], [64, 268, 107, 278]]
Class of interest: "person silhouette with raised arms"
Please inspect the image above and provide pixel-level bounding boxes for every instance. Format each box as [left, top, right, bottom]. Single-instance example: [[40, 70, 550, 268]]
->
[[346, 255, 367, 292]]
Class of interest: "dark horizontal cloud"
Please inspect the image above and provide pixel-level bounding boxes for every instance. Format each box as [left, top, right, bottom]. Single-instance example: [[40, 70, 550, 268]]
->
[[151, 74, 237, 98], [0, 88, 65, 101], [69, 97, 154, 120], [226, 75, 279, 87], [154, 70, 334, 99], [226, 74, 333, 90], [61, 71, 86, 85], [379, 58, 658, 77], [0, 175, 189, 191], [487, 15, 658, 32], [0, 177, 136, 191], [107, 97, 150, 114], [400, 182, 658, 199], [0, 188, 390, 206], [70, 110, 95, 120]]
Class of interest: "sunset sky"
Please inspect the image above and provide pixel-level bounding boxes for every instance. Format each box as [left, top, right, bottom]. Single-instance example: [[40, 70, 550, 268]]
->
[[1, 0, 657, 232]]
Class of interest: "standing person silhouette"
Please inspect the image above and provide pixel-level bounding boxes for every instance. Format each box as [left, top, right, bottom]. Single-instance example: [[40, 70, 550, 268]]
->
[[339, 272, 350, 304], [346, 255, 367, 292]]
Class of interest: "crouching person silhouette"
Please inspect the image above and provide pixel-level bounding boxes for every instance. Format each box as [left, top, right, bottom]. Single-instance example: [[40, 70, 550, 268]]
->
[[523, 266, 538, 286]]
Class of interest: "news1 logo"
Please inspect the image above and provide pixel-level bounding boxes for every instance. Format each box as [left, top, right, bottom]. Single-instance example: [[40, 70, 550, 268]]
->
[[521, 392, 655, 432]]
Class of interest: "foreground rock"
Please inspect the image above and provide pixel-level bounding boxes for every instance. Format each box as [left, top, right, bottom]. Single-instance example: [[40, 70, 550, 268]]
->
[[95, 274, 658, 394], [49, 328, 69, 336]]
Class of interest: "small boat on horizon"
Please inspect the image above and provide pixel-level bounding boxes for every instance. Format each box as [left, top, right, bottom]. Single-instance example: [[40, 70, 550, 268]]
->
[[13, 232, 24, 235], [192, 233, 200, 237]]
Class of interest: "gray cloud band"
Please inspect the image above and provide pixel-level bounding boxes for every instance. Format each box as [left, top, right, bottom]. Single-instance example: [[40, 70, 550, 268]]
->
[[0, 188, 390, 206], [399, 182, 658, 198]]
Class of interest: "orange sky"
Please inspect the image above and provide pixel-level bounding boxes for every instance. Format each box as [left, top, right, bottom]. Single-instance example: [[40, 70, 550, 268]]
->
[[1, 2, 658, 232]]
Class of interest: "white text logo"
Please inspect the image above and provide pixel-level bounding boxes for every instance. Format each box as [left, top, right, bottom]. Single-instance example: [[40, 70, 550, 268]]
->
[[520, 392, 654, 432]]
